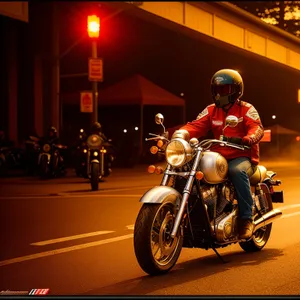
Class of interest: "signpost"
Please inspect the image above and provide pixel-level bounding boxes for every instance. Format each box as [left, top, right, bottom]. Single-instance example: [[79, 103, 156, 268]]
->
[[87, 15, 101, 123], [88, 58, 103, 82], [80, 91, 93, 113]]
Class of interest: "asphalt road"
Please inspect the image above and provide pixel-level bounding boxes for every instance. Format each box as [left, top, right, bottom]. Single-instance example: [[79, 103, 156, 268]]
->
[[1, 160, 300, 296]]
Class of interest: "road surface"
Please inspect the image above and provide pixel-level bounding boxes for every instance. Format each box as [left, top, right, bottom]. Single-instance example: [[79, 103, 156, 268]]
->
[[1, 161, 300, 295]]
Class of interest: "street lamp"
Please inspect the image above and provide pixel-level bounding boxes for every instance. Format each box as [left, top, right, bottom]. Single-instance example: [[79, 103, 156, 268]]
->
[[87, 15, 101, 124], [272, 115, 276, 120]]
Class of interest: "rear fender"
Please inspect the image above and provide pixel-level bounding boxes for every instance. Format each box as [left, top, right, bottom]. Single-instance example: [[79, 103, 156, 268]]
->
[[140, 186, 182, 210]]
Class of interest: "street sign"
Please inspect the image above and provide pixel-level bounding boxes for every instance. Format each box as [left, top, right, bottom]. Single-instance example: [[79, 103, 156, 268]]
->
[[80, 91, 93, 113], [88, 58, 103, 82]]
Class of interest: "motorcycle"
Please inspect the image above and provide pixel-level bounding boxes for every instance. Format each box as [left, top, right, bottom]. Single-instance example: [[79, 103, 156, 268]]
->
[[0, 147, 8, 175], [134, 113, 284, 275], [86, 134, 114, 191], [38, 141, 66, 179]]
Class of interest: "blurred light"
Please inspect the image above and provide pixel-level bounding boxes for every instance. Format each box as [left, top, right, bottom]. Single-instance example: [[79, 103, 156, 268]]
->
[[272, 115, 277, 119], [80, 129, 84, 133], [87, 15, 100, 38], [135, 127, 139, 131], [180, 92, 184, 97], [150, 146, 159, 155], [298, 89, 300, 103], [123, 129, 127, 133], [296, 136, 300, 142]]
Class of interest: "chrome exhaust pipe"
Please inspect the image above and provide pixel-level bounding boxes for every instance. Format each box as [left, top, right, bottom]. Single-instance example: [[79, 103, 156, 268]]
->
[[253, 209, 282, 232]]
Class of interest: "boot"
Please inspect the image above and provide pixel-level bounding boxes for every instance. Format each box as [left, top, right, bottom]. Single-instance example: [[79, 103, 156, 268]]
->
[[238, 218, 254, 240]]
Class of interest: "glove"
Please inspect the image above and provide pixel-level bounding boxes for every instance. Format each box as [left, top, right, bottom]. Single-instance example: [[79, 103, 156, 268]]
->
[[242, 136, 252, 146], [161, 131, 169, 139], [222, 136, 243, 145]]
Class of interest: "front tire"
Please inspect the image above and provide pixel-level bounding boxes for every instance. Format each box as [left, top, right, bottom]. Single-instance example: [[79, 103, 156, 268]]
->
[[40, 155, 49, 179], [239, 194, 273, 252], [134, 203, 183, 275], [91, 163, 99, 191]]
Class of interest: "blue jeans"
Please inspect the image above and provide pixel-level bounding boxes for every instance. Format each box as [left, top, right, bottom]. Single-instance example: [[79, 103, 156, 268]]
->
[[227, 157, 256, 220]]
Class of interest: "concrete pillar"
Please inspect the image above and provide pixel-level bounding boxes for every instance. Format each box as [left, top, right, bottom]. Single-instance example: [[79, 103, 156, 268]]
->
[[51, 2, 60, 135], [34, 56, 44, 137], [7, 22, 18, 144]]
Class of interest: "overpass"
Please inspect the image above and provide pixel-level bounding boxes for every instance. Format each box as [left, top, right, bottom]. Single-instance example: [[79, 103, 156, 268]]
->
[[110, 1, 300, 73], [0, 2, 28, 22]]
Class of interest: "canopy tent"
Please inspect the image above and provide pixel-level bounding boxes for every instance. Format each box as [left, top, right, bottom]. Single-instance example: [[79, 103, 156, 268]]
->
[[264, 124, 300, 135], [62, 74, 186, 154]]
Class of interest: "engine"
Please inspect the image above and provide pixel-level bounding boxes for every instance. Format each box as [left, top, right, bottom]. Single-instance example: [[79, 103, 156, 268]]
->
[[201, 183, 239, 242], [200, 183, 235, 220]]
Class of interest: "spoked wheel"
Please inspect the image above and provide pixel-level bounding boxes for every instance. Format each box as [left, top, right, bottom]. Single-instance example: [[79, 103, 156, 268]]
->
[[134, 202, 183, 275], [239, 196, 273, 252]]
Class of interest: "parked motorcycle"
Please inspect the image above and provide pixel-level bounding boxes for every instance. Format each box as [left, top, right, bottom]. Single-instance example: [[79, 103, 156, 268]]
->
[[86, 134, 114, 191], [134, 113, 284, 275], [0, 147, 8, 175], [38, 141, 66, 179]]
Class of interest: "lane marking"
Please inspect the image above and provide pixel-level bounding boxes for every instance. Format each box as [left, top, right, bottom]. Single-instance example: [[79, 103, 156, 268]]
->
[[277, 204, 300, 211], [0, 185, 153, 199], [2, 209, 300, 268], [279, 211, 300, 219], [0, 234, 133, 267], [126, 224, 134, 230], [30, 231, 115, 246]]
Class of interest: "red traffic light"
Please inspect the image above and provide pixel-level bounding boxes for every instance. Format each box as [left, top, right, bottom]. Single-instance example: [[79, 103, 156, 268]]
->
[[87, 15, 100, 38]]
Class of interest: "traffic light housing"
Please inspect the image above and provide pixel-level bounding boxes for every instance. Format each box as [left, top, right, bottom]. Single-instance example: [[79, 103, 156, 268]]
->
[[87, 15, 100, 38]]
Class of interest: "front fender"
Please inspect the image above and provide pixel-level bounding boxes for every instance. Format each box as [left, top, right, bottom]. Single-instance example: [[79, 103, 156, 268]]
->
[[140, 186, 182, 209]]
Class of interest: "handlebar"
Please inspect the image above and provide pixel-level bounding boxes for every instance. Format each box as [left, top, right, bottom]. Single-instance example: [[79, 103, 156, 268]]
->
[[145, 133, 169, 142], [199, 139, 250, 151]]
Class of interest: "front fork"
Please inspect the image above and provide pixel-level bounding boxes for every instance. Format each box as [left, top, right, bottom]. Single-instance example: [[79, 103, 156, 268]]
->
[[87, 149, 105, 177], [160, 148, 203, 239]]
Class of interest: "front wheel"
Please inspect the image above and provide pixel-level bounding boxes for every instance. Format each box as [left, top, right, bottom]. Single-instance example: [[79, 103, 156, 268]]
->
[[134, 203, 183, 275], [90, 163, 99, 191]]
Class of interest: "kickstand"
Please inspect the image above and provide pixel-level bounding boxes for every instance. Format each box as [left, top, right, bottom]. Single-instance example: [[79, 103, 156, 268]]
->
[[212, 247, 227, 264]]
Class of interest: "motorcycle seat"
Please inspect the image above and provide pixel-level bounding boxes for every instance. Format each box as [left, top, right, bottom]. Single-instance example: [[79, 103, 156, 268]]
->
[[249, 165, 267, 186]]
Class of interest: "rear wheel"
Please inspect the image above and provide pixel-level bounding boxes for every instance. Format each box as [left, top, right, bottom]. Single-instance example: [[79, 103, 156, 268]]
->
[[134, 202, 183, 275], [239, 194, 273, 252], [91, 163, 99, 191]]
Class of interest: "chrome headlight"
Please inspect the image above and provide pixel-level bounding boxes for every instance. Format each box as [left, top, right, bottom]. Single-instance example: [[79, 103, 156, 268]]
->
[[87, 134, 103, 148], [165, 138, 193, 167], [43, 144, 51, 152]]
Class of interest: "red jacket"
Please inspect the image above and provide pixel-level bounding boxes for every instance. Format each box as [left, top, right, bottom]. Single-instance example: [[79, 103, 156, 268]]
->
[[180, 100, 264, 165]]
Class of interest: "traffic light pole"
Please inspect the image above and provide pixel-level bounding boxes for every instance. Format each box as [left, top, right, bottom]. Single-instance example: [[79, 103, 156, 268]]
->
[[92, 40, 98, 123]]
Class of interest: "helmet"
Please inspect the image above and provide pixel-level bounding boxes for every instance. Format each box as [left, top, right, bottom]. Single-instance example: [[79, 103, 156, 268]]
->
[[48, 126, 57, 137], [48, 126, 57, 134], [211, 69, 244, 108], [92, 122, 102, 131]]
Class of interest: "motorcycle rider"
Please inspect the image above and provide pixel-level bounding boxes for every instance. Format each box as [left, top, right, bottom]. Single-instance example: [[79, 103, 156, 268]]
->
[[41, 126, 65, 174], [176, 69, 264, 240], [90, 122, 107, 141]]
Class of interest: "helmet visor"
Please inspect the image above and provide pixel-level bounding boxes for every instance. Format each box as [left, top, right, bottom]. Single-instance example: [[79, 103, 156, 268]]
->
[[212, 84, 232, 97]]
